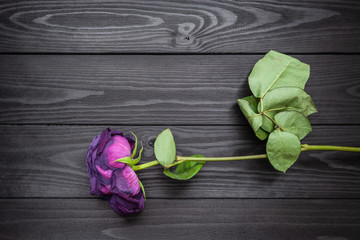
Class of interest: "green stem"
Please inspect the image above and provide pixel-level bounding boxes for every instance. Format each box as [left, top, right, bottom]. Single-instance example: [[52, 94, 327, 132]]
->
[[260, 98, 264, 112], [301, 144, 360, 152], [262, 112, 285, 131], [132, 160, 159, 171], [133, 144, 360, 171], [176, 154, 267, 162]]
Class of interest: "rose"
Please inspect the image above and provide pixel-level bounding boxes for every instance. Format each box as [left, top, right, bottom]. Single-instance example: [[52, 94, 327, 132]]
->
[[86, 128, 144, 216], [86, 128, 134, 197]]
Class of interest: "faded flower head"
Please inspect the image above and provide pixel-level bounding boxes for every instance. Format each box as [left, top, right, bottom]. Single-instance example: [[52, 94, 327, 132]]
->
[[86, 128, 144, 216]]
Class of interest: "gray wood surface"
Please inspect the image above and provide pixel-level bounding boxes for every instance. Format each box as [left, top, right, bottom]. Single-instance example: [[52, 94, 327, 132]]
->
[[1, 199, 359, 240], [1, 125, 359, 198], [1, 55, 359, 124], [0, 0, 359, 53], [1, 1, 360, 239]]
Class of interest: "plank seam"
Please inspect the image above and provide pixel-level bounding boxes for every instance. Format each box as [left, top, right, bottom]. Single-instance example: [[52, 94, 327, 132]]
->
[[1, 197, 360, 200], [1, 52, 360, 56], [0, 123, 359, 127]]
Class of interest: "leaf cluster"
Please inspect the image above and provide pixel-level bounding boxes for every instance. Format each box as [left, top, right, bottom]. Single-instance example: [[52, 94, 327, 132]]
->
[[237, 50, 317, 172]]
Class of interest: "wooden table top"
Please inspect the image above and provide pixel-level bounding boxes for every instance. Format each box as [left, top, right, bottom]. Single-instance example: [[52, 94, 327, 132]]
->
[[0, 1, 359, 239]]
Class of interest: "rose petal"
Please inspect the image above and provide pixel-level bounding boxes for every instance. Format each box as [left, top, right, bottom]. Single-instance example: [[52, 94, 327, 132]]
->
[[96, 165, 113, 179], [106, 135, 131, 168], [121, 166, 140, 195], [101, 185, 112, 195]]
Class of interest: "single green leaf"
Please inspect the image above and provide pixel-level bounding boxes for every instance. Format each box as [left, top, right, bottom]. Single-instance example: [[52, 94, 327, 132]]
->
[[154, 128, 176, 167], [130, 132, 138, 159], [138, 179, 146, 199], [260, 87, 317, 117], [266, 129, 301, 173], [274, 111, 312, 140], [237, 96, 268, 140], [249, 50, 310, 98], [163, 155, 205, 180]]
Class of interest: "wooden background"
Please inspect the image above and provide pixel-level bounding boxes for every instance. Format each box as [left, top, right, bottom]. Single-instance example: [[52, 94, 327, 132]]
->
[[1, 1, 360, 239]]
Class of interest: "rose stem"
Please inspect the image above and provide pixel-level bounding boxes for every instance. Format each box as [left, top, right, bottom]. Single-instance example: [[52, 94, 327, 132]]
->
[[132, 145, 360, 171]]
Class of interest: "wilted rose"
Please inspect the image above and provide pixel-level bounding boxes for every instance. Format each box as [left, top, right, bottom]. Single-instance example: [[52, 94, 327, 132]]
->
[[86, 128, 144, 216]]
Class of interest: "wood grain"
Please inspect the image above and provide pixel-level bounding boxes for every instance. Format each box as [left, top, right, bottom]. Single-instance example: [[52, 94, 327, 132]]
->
[[1, 199, 359, 240], [0, 0, 359, 53], [1, 125, 360, 198], [0, 1, 359, 238], [0, 55, 359, 124]]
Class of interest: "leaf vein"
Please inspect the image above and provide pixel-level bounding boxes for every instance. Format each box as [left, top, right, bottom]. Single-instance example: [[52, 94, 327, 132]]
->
[[261, 58, 293, 98]]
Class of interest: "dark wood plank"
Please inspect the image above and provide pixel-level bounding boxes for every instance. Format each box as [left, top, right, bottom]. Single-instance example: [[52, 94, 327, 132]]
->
[[1, 125, 360, 198], [0, 0, 359, 53], [1, 199, 359, 240], [0, 55, 359, 124]]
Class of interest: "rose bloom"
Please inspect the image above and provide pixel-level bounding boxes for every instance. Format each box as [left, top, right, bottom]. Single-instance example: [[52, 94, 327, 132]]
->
[[86, 128, 145, 216]]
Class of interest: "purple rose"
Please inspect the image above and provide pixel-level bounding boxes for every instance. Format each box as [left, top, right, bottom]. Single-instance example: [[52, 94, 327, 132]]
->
[[86, 128, 144, 216]]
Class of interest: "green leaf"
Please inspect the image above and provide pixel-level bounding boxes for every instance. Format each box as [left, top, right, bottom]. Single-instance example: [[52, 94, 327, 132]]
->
[[249, 50, 310, 98], [130, 132, 138, 159], [261, 112, 275, 132], [260, 87, 317, 117], [154, 128, 176, 167], [274, 111, 312, 140], [163, 155, 205, 180], [255, 127, 269, 141], [138, 179, 146, 199], [237, 96, 268, 140], [237, 98, 261, 133], [242, 95, 259, 113], [266, 129, 301, 173]]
